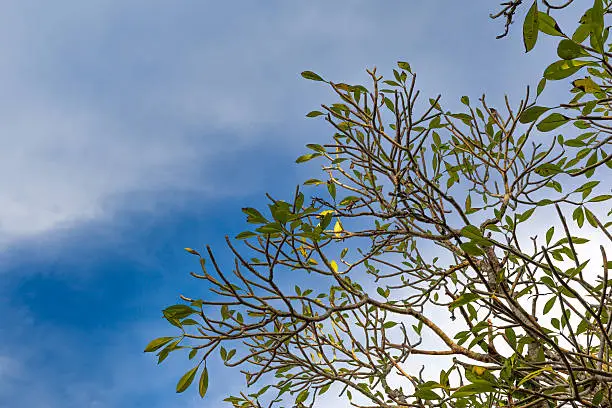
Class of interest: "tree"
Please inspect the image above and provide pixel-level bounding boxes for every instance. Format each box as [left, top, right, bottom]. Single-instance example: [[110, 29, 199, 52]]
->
[[146, 1, 612, 407]]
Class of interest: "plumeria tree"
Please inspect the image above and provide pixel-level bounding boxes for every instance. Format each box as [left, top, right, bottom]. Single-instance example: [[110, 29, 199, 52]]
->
[[147, 1, 612, 407]]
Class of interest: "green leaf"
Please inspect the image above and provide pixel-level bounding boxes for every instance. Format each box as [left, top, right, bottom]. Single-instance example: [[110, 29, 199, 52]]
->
[[144, 337, 174, 352], [537, 113, 570, 132], [538, 12, 563, 36], [327, 181, 336, 200], [555, 59, 591, 77], [383, 321, 398, 329], [377, 287, 390, 298], [198, 367, 209, 398], [518, 207, 535, 223], [339, 196, 360, 206], [306, 110, 324, 117], [176, 366, 198, 393], [460, 242, 484, 256], [543, 296, 556, 314], [256, 222, 282, 234], [573, 23, 591, 43], [534, 163, 563, 177], [164, 304, 197, 319], [414, 389, 441, 400], [301, 71, 324, 81], [242, 207, 268, 224], [591, 0, 604, 52], [460, 225, 483, 239], [304, 178, 325, 185], [537, 78, 547, 96], [295, 389, 309, 404], [523, 1, 539, 52], [585, 208, 598, 228], [449, 293, 481, 311], [573, 77, 601, 93], [546, 227, 554, 245], [235, 231, 257, 240], [505, 328, 516, 349], [543, 60, 591, 80], [397, 61, 412, 72], [593, 389, 605, 405], [319, 384, 331, 395], [557, 39, 586, 60], [452, 382, 494, 398], [306, 143, 326, 152], [296, 153, 321, 163], [517, 365, 552, 386], [519, 106, 550, 123], [575, 180, 599, 193], [590, 195, 612, 202], [460, 225, 492, 246]]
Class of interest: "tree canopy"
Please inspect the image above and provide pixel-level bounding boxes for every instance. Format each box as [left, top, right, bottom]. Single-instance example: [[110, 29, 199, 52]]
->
[[146, 1, 612, 407]]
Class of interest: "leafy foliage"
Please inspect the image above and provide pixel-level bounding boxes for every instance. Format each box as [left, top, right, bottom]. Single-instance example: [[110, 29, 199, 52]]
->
[[148, 2, 612, 407]]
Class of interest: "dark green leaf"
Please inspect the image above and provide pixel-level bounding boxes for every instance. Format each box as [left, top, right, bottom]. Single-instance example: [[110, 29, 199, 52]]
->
[[164, 305, 197, 319], [523, 2, 539, 52], [537, 113, 569, 132], [460, 225, 492, 246], [460, 225, 483, 239], [505, 328, 516, 348], [327, 181, 336, 200], [534, 163, 563, 176], [176, 366, 198, 393], [537, 78, 547, 96], [301, 71, 324, 81], [235, 231, 257, 240], [256, 222, 282, 234], [242, 207, 268, 224], [306, 143, 326, 152], [198, 367, 209, 398], [519, 106, 550, 123], [296, 153, 321, 163], [460, 242, 484, 256], [543, 296, 556, 314], [452, 382, 494, 398], [557, 39, 586, 60], [593, 389, 605, 405]]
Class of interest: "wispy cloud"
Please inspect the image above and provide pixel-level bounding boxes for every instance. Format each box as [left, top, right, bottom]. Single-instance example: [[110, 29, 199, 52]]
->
[[0, 0, 553, 244]]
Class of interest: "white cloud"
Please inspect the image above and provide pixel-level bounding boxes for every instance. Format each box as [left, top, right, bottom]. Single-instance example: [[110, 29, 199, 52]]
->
[[0, 0, 559, 245]]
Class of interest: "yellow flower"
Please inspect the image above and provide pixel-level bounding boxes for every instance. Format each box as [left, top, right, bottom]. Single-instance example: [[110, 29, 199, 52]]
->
[[472, 366, 487, 376], [333, 219, 344, 238]]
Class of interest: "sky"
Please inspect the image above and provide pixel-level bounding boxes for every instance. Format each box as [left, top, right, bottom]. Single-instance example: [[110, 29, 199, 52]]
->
[[0, 1, 586, 407]]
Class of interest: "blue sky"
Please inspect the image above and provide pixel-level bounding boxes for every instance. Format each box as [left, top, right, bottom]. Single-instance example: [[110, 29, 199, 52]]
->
[[0, 1, 577, 407]]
